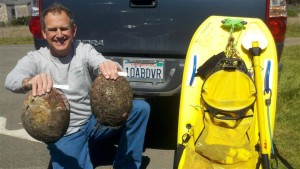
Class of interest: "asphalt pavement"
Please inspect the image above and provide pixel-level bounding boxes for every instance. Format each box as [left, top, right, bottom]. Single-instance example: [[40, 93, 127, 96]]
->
[[0, 44, 178, 169]]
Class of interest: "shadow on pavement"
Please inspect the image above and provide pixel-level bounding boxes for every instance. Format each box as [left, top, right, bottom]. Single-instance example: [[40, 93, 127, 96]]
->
[[145, 96, 180, 150]]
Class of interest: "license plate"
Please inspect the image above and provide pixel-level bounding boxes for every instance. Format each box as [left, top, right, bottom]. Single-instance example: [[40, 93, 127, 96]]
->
[[123, 59, 164, 83]]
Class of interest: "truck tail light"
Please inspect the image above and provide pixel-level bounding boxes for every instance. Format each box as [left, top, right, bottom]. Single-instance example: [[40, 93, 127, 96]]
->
[[29, 0, 43, 39], [266, 0, 287, 43], [29, 16, 43, 39]]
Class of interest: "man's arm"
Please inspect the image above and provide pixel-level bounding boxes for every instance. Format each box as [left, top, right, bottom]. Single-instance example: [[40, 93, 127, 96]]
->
[[83, 43, 122, 79], [5, 56, 35, 93], [5, 53, 52, 96]]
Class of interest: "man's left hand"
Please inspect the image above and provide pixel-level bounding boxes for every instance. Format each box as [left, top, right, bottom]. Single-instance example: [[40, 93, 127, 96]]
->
[[99, 60, 120, 80]]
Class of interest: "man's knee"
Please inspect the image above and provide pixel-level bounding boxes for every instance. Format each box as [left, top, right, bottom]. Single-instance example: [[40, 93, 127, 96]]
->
[[132, 99, 150, 119]]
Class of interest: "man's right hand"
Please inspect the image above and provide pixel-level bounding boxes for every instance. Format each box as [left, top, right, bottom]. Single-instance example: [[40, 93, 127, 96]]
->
[[22, 73, 53, 96]]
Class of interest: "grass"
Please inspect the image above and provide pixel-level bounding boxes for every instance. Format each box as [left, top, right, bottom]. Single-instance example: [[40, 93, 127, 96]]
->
[[286, 23, 300, 37], [0, 37, 33, 45], [286, 4, 300, 37], [286, 15, 300, 37], [287, 4, 300, 15], [274, 45, 300, 168], [0, 26, 33, 45]]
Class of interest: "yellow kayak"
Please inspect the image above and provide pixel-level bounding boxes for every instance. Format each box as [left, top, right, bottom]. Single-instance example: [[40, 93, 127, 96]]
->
[[175, 16, 278, 169]]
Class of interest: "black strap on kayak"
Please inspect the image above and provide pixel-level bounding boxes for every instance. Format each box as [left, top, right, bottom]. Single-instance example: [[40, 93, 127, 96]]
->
[[173, 144, 185, 169], [174, 125, 192, 169], [196, 51, 226, 79], [271, 143, 294, 169]]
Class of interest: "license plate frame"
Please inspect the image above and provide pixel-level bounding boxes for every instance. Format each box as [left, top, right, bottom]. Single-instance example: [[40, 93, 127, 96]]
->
[[123, 58, 165, 83]]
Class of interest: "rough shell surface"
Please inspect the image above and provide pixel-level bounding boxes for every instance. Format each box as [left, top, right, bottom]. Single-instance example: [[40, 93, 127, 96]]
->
[[22, 88, 70, 143], [90, 75, 133, 128]]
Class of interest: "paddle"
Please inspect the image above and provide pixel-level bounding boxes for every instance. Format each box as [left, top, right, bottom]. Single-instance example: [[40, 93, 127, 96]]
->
[[242, 23, 270, 169]]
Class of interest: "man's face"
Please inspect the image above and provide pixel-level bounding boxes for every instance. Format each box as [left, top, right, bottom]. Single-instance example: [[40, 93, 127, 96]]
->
[[42, 11, 76, 57]]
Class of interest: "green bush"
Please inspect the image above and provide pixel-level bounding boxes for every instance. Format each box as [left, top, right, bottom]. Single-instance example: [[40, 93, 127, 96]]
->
[[287, 0, 300, 5], [10, 16, 31, 26], [0, 21, 6, 27]]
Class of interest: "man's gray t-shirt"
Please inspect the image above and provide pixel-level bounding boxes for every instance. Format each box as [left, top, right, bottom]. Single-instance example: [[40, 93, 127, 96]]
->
[[5, 42, 108, 135]]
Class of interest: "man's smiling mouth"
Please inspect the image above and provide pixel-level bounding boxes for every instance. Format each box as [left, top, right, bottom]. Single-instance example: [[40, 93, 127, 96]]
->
[[55, 38, 67, 45]]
